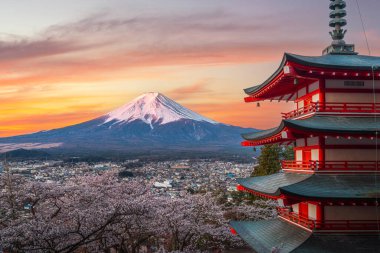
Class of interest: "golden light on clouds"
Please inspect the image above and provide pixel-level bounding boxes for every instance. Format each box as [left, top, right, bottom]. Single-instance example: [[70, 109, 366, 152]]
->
[[1, 1, 379, 137]]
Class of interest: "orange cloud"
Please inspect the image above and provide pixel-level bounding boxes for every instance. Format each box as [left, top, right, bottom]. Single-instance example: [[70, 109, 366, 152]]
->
[[0, 111, 102, 137], [167, 80, 212, 100]]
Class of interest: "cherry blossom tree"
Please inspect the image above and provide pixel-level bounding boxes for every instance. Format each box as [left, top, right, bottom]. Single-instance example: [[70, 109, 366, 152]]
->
[[0, 172, 275, 253]]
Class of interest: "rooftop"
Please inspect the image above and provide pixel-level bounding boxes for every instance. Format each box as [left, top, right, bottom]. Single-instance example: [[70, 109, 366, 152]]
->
[[242, 116, 380, 141], [230, 219, 380, 253], [237, 173, 380, 200], [244, 53, 380, 96]]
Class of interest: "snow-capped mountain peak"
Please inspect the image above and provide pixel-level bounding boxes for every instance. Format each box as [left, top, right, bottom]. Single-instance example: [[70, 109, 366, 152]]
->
[[103, 92, 217, 127]]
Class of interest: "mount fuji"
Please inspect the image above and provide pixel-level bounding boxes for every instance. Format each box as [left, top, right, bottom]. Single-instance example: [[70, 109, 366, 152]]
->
[[0, 93, 256, 158]]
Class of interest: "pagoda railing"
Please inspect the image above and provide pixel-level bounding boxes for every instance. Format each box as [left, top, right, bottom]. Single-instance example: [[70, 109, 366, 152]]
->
[[282, 160, 380, 172], [315, 220, 380, 231], [281, 160, 315, 171], [277, 208, 315, 229], [282, 102, 380, 119], [282, 103, 318, 119], [278, 208, 380, 231]]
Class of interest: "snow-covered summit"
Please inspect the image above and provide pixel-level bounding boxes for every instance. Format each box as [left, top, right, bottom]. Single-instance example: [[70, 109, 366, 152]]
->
[[103, 92, 217, 127]]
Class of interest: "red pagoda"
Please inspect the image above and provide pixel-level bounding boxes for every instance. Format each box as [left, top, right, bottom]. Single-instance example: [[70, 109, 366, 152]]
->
[[230, 1, 380, 252]]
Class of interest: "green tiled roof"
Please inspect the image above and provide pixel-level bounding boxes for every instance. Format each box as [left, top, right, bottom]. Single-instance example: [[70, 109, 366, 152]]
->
[[237, 173, 311, 196], [244, 53, 380, 95], [286, 53, 380, 71], [242, 116, 380, 141], [230, 219, 312, 253], [242, 126, 282, 142], [293, 234, 380, 253], [238, 173, 380, 200], [231, 219, 380, 253]]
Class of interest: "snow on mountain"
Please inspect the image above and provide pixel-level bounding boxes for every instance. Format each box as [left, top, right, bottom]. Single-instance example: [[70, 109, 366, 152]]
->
[[103, 92, 217, 128]]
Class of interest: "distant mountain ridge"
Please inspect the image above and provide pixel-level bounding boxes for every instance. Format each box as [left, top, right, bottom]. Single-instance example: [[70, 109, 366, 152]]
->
[[0, 93, 257, 157]]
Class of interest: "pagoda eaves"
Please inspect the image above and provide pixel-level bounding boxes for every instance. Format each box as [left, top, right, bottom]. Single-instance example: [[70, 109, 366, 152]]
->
[[244, 53, 380, 103], [242, 116, 380, 147]]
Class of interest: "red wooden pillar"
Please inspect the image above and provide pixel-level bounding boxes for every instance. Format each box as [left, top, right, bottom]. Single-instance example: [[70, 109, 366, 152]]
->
[[299, 202, 309, 218], [319, 136, 325, 170], [319, 79, 326, 106], [315, 203, 324, 229]]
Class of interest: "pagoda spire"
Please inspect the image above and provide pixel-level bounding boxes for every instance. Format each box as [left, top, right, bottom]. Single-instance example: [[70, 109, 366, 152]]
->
[[323, 0, 357, 55], [329, 0, 347, 43]]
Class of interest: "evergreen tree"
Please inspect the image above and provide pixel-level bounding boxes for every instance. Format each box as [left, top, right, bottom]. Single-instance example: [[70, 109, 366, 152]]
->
[[282, 145, 295, 160], [252, 144, 294, 176]]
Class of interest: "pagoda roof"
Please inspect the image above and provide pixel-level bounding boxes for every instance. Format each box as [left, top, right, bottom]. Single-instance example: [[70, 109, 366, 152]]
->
[[242, 116, 380, 142], [237, 173, 380, 200], [230, 219, 380, 253], [230, 219, 311, 253], [292, 233, 380, 253], [244, 53, 380, 97], [237, 173, 311, 196], [284, 53, 380, 70]]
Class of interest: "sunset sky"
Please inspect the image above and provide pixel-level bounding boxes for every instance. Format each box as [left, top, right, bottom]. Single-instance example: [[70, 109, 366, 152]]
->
[[1, 0, 380, 137]]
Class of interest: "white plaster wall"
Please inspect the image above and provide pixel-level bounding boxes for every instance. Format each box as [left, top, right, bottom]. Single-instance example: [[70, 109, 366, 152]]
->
[[298, 87, 307, 98], [298, 100, 304, 109], [311, 149, 319, 161], [312, 94, 320, 103], [325, 206, 378, 220], [292, 204, 299, 214], [325, 149, 380, 161], [296, 150, 303, 162], [308, 203, 317, 220], [309, 81, 319, 92]]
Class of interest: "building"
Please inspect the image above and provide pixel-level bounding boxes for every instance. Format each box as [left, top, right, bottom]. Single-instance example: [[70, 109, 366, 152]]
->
[[230, 1, 380, 252]]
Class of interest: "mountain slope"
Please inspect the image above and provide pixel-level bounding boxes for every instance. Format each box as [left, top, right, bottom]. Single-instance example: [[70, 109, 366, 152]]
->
[[0, 93, 256, 156], [104, 92, 216, 127]]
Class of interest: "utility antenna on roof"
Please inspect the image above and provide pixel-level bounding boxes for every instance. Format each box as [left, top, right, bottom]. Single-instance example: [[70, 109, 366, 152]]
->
[[323, 0, 357, 55]]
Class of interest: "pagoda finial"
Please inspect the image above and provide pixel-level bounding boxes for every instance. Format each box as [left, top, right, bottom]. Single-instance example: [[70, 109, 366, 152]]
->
[[323, 0, 357, 55], [329, 0, 347, 43]]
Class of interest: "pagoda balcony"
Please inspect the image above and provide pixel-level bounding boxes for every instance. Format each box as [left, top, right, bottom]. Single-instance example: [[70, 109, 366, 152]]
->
[[281, 160, 380, 173], [277, 207, 315, 230], [282, 102, 380, 119], [277, 208, 379, 231]]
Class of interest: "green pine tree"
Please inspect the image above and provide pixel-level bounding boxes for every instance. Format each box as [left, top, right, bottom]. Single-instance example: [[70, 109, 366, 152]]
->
[[252, 144, 294, 176], [282, 145, 295, 160]]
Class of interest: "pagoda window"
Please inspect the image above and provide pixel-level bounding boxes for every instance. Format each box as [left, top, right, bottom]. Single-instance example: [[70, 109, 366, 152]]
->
[[311, 149, 319, 161], [308, 203, 317, 220], [325, 137, 374, 146], [307, 137, 319, 146], [296, 138, 308, 147], [308, 81, 320, 92], [297, 87, 307, 98], [292, 203, 299, 214], [324, 206, 379, 221], [295, 150, 303, 162], [325, 92, 380, 103], [325, 149, 380, 161], [325, 79, 380, 90]]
